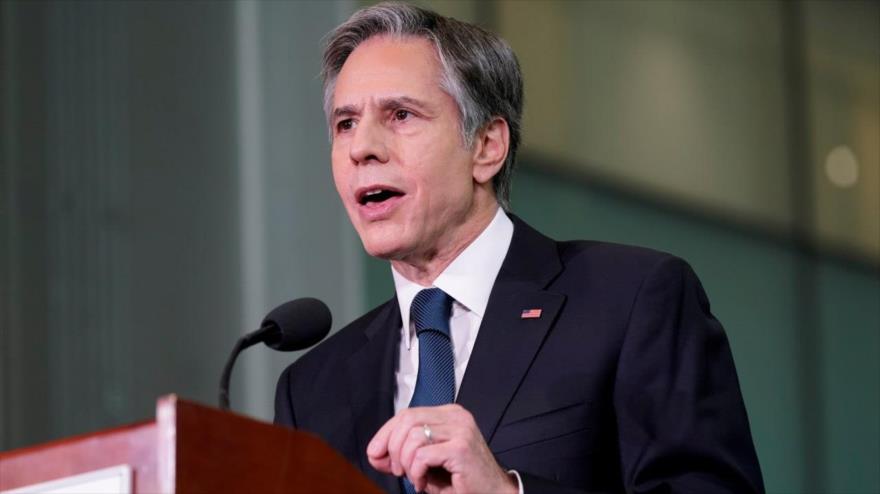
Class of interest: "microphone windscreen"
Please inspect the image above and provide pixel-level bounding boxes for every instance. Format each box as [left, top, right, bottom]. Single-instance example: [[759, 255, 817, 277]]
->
[[262, 298, 332, 351]]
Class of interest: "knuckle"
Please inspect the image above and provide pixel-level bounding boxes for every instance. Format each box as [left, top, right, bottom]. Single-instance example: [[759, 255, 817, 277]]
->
[[463, 427, 476, 442], [448, 403, 475, 424], [409, 427, 422, 441], [451, 438, 469, 457], [388, 438, 401, 454], [398, 409, 414, 425], [413, 448, 427, 464]]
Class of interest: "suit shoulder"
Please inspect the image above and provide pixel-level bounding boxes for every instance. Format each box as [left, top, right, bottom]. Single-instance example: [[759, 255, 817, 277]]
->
[[556, 239, 687, 275], [549, 240, 704, 303]]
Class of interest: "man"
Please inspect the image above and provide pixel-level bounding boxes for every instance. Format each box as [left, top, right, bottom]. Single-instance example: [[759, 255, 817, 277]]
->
[[275, 3, 764, 493]]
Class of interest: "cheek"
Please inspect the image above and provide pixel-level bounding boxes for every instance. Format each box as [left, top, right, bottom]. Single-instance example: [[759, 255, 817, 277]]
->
[[427, 156, 473, 198], [330, 157, 349, 199], [331, 166, 344, 194]]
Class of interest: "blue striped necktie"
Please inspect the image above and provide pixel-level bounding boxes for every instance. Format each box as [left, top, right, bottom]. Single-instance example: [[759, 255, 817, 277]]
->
[[402, 287, 454, 494]]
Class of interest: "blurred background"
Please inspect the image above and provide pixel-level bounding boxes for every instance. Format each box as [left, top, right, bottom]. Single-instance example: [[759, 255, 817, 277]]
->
[[1, 0, 877, 492]]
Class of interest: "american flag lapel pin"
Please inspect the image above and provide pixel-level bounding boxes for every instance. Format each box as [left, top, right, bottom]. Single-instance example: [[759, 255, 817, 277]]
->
[[520, 308, 542, 319]]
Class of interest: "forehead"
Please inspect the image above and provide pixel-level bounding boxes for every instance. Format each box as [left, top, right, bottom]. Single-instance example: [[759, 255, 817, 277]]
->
[[333, 36, 446, 108]]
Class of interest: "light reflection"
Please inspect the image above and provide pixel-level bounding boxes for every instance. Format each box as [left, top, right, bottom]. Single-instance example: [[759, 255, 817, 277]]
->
[[824, 145, 860, 188]]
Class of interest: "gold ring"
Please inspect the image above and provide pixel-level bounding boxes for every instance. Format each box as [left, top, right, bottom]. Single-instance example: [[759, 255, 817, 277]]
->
[[423, 423, 433, 444]]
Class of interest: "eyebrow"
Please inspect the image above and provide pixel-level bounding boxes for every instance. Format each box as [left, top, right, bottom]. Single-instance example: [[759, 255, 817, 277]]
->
[[331, 96, 431, 121], [332, 104, 359, 121]]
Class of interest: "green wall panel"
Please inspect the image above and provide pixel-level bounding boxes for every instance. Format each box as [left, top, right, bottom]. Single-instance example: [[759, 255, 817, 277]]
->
[[819, 262, 880, 493]]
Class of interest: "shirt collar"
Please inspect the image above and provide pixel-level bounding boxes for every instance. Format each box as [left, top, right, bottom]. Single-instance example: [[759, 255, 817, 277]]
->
[[392, 207, 514, 349]]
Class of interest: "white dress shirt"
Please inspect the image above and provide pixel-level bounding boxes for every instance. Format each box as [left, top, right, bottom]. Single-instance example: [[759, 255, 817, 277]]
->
[[392, 207, 513, 412]]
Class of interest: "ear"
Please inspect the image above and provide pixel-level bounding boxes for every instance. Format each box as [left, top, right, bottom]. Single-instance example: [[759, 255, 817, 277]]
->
[[471, 117, 510, 185]]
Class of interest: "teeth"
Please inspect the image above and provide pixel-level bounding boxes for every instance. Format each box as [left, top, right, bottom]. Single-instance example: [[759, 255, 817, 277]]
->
[[359, 188, 403, 205], [359, 189, 389, 205]]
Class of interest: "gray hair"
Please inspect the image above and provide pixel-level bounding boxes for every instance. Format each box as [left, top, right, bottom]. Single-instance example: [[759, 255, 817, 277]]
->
[[321, 2, 524, 210]]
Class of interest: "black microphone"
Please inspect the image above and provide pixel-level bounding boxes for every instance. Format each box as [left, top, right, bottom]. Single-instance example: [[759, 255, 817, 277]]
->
[[219, 297, 332, 410]]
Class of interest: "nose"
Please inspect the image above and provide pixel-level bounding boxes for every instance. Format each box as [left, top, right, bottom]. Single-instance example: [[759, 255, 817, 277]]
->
[[349, 117, 389, 165]]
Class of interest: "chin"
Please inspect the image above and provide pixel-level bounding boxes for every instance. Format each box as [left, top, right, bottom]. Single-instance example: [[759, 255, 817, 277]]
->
[[359, 234, 406, 260], [353, 220, 413, 260]]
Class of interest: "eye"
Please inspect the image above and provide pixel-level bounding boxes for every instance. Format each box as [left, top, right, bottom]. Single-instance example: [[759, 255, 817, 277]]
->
[[393, 109, 412, 121], [336, 118, 355, 133]]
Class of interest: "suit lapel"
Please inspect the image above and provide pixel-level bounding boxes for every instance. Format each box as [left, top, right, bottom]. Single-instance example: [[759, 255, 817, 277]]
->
[[346, 300, 402, 494], [456, 216, 565, 446]]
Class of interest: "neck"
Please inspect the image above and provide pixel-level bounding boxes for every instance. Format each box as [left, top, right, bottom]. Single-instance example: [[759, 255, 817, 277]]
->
[[391, 203, 498, 286]]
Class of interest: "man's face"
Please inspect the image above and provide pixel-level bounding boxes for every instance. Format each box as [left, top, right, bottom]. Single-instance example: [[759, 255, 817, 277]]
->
[[330, 36, 481, 262]]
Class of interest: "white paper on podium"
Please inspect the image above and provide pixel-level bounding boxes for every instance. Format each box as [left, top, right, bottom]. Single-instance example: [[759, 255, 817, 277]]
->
[[2, 464, 131, 494]]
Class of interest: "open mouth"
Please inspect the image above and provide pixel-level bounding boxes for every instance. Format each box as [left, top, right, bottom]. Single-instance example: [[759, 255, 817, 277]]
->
[[357, 187, 405, 206]]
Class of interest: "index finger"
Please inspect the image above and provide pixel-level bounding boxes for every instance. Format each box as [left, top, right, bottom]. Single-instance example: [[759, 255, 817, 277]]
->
[[366, 406, 448, 459], [366, 413, 398, 459]]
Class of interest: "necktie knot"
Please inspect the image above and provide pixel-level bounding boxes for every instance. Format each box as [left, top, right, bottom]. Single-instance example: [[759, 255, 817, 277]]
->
[[411, 288, 453, 337]]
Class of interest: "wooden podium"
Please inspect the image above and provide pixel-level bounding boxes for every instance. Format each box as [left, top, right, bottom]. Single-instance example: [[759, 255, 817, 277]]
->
[[0, 395, 382, 493]]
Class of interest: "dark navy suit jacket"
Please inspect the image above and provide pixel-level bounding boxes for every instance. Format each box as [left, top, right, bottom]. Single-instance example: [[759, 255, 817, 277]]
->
[[274, 216, 765, 493]]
